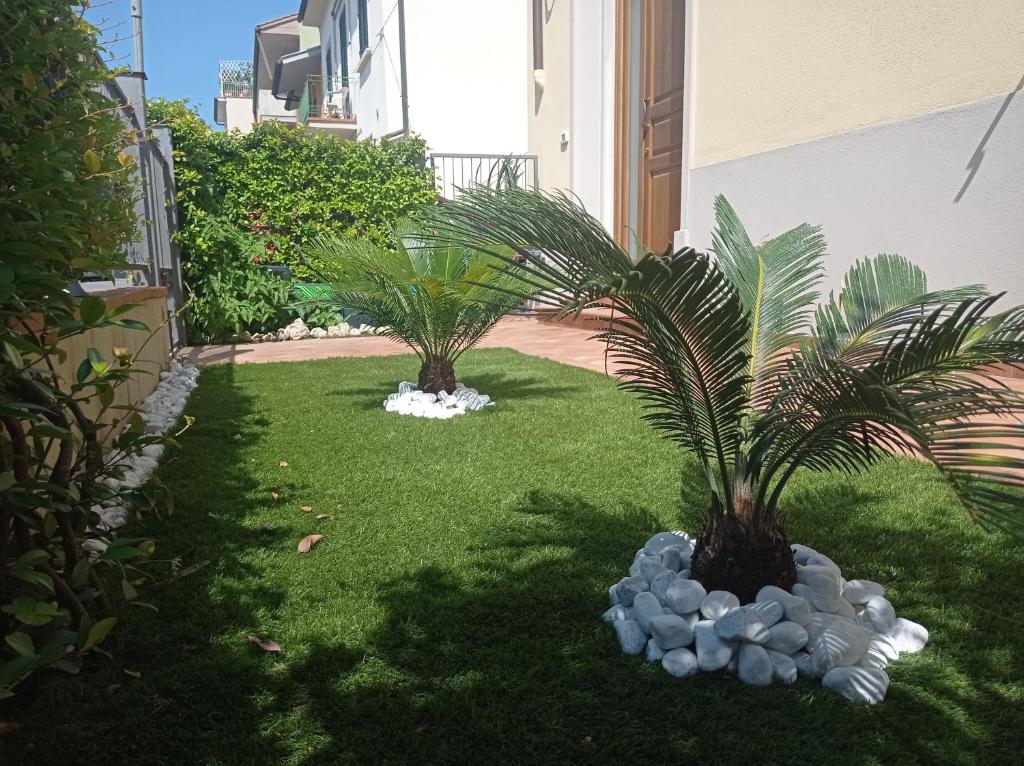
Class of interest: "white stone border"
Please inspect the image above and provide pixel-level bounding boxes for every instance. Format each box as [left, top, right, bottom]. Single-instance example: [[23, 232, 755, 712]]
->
[[383, 382, 494, 419], [604, 531, 929, 703], [87, 361, 199, 538]]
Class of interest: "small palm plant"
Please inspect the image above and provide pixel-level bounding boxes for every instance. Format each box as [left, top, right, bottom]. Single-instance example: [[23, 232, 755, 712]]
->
[[305, 222, 532, 393], [437, 188, 1024, 600]]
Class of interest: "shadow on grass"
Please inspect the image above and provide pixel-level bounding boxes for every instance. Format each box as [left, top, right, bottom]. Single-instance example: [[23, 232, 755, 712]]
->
[[6, 364, 1021, 765], [3, 363, 299, 764], [272, 487, 1021, 765]]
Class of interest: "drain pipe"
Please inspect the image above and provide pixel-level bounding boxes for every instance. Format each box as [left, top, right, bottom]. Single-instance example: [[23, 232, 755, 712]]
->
[[382, 0, 409, 140], [131, 0, 144, 72]]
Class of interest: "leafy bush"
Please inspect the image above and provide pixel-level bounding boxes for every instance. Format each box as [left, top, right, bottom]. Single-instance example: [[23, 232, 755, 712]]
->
[[441, 188, 1024, 600], [1, 1, 171, 696], [179, 217, 294, 342], [146, 100, 437, 341]]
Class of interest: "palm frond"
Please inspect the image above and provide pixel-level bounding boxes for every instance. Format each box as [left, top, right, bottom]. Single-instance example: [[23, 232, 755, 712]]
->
[[601, 251, 753, 511], [808, 253, 987, 366], [711, 195, 825, 403], [755, 294, 1024, 531], [302, 225, 533, 362], [434, 188, 752, 512]]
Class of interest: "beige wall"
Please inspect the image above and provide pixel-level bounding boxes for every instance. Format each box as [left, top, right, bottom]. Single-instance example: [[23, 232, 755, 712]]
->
[[693, 0, 1024, 166], [43, 289, 171, 442], [528, 0, 572, 191]]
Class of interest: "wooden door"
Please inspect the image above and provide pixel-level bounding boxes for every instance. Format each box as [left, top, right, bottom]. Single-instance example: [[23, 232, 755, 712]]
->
[[638, 1, 685, 254]]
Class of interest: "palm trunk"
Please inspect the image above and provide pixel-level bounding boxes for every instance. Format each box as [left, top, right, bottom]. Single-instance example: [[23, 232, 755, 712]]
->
[[418, 356, 456, 394], [689, 511, 795, 604]]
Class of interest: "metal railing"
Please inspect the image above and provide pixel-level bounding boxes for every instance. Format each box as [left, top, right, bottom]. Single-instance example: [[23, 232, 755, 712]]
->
[[429, 153, 539, 200], [299, 75, 353, 125], [218, 59, 253, 98]]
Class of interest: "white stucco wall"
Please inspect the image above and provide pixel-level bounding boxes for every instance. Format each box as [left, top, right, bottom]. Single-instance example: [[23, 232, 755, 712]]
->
[[256, 89, 296, 122], [569, 0, 616, 229], [224, 97, 255, 133], [310, 0, 527, 153], [403, 0, 527, 153], [686, 94, 1024, 303]]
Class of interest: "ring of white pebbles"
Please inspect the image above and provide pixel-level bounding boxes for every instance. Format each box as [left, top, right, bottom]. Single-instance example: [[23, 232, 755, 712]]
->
[[383, 381, 494, 419], [604, 531, 929, 703], [85, 361, 200, 548]]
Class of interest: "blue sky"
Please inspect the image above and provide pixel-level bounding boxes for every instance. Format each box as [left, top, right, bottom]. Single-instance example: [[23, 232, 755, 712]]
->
[[88, 0, 298, 125]]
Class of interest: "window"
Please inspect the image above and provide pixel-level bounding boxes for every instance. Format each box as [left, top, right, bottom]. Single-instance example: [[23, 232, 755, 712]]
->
[[325, 48, 333, 86], [357, 0, 369, 53], [339, 10, 349, 82]]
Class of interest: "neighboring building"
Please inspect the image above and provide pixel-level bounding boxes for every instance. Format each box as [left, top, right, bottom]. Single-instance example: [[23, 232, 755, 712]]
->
[[215, 14, 321, 132], [253, 14, 320, 126], [213, 59, 256, 133], [530, 0, 1024, 300], [273, 0, 530, 195]]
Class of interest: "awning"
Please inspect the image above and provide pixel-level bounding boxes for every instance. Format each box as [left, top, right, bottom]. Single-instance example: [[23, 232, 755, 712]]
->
[[213, 96, 227, 125], [272, 45, 321, 109]]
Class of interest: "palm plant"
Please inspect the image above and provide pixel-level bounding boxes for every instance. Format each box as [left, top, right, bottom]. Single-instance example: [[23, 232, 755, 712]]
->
[[435, 187, 1024, 600], [304, 222, 532, 393]]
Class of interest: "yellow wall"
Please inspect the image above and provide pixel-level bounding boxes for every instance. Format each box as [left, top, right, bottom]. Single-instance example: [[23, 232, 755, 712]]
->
[[528, 0, 572, 190], [693, 0, 1024, 166]]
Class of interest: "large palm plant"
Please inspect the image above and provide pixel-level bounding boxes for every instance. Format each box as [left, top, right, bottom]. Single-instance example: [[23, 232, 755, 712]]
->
[[435, 188, 1024, 600], [305, 222, 531, 393]]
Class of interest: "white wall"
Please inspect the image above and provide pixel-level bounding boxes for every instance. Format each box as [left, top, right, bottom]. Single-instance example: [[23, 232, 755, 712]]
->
[[256, 89, 296, 122], [686, 93, 1024, 303], [224, 98, 255, 133], [569, 0, 616, 229], [312, 0, 527, 152], [404, 0, 527, 154]]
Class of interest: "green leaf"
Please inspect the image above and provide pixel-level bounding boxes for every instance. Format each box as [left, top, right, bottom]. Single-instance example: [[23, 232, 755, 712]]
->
[[1, 597, 61, 626], [13, 549, 50, 570], [81, 617, 118, 651], [0, 654, 41, 687], [121, 579, 138, 601], [5, 632, 34, 657], [79, 295, 106, 325], [11, 569, 55, 594]]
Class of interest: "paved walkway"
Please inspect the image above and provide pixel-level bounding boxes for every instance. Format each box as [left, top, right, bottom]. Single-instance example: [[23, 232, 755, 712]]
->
[[181, 318, 618, 374]]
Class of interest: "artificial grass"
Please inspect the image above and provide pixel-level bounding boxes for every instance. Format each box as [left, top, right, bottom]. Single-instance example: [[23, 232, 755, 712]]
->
[[3, 348, 1022, 765]]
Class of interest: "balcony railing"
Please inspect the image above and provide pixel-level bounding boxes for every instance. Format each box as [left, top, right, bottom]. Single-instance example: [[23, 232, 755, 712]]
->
[[298, 75, 353, 125], [429, 154, 539, 200], [219, 59, 253, 98]]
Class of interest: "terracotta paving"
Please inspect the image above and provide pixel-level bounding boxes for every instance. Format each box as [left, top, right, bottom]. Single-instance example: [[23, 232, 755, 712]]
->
[[180, 317, 619, 373]]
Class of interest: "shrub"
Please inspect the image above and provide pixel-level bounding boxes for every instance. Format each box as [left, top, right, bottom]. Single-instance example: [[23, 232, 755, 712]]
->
[[146, 100, 437, 340], [1, 1, 171, 696]]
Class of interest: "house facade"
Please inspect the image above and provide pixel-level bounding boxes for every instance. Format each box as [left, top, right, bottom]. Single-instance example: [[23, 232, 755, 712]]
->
[[277, 0, 528, 157], [530, 0, 1024, 299]]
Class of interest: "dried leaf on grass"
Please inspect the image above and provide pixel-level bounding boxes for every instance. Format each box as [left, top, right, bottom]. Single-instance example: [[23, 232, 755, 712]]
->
[[297, 534, 323, 554], [246, 634, 282, 653]]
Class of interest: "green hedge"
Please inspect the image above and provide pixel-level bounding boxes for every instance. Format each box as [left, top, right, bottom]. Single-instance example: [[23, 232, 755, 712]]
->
[[147, 100, 438, 341], [1, 0, 168, 698]]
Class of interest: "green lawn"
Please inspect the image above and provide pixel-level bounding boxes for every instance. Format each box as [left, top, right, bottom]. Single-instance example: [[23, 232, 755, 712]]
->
[[4, 349, 1022, 765]]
